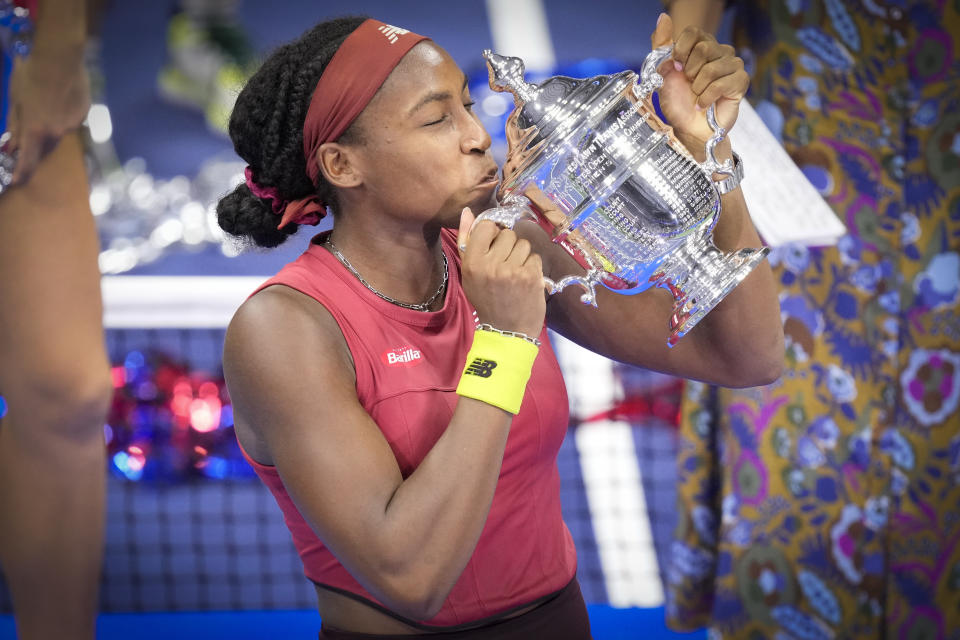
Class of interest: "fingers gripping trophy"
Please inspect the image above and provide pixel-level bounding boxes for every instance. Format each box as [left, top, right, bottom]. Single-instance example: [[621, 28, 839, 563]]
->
[[475, 18, 768, 346]]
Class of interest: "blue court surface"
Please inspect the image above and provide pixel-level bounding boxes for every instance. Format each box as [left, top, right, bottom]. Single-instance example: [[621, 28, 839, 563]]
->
[[0, 607, 705, 639]]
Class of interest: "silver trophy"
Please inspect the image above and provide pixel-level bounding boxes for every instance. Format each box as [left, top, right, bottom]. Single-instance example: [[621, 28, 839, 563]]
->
[[476, 45, 769, 346]]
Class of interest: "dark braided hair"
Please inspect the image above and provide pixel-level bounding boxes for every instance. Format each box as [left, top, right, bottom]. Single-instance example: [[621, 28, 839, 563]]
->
[[217, 16, 367, 248]]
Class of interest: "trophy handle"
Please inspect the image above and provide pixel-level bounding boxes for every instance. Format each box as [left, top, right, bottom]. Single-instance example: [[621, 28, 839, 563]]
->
[[699, 103, 735, 180], [471, 198, 538, 231], [471, 198, 604, 306], [634, 43, 735, 182], [635, 44, 673, 102]]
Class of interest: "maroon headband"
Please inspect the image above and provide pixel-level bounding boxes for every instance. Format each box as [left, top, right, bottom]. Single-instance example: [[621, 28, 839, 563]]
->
[[259, 19, 427, 230], [304, 19, 428, 184]]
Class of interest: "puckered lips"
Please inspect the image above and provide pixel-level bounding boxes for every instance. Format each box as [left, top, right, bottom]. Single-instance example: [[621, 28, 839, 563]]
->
[[475, 165, 500, 189]]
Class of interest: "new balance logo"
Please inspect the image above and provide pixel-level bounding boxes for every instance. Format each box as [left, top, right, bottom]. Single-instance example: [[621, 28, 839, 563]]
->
[[464, 358, 497, 378], [377, 24, 410, 44]]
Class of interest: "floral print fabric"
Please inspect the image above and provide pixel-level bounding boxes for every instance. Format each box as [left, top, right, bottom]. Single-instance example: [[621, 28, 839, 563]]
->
[[667, 0, 960, 637]]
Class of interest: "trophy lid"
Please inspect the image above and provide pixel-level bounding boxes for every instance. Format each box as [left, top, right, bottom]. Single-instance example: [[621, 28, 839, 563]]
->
[[483, 50, 634, 143]]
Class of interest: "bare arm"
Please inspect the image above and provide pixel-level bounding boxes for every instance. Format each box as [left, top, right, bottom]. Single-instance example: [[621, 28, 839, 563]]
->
[[7, 0, 90, 185], [536, 14, 783, 387], [226, 292, 509, 620], [665, 0, 725, 35], [226, 215, 546, 621]]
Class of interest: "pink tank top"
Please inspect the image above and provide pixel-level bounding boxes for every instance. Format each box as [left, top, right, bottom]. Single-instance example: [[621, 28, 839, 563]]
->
[[239, 229, 577, 628]]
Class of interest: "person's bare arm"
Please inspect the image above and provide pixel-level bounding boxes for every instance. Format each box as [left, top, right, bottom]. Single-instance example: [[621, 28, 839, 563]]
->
[[226, 214, 546, 621], [533, 15, 782, 388], [7, 0, 90, 185], [665, 0, 725, 35]]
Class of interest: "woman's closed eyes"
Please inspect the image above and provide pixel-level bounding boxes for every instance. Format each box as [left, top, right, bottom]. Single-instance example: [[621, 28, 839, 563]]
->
[[424, 101, 476, 126]]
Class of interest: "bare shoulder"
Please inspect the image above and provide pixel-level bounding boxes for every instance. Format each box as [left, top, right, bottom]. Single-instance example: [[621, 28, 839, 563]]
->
[[223, 285, 355, 464], [227, 285, 347, 346]]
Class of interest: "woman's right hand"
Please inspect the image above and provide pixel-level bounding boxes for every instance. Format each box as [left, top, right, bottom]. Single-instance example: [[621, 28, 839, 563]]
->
[[458, 207, 546, 338], [652, 14, 747, 152]]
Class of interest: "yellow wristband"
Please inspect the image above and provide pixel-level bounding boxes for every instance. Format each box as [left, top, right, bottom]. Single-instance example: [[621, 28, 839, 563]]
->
[[455, 329, 540, 415]]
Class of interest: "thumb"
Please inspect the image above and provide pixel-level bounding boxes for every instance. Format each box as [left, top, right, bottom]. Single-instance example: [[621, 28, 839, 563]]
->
[[651, 12, 673, 49], [458, 206, 475, 251]]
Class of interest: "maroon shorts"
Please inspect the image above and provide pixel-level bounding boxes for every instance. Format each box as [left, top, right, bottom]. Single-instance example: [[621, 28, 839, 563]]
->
[[318, 578, 592, 640]]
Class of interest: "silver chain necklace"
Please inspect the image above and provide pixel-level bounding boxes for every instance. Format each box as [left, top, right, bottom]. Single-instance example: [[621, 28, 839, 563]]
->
[[325, 238, 448, 312]]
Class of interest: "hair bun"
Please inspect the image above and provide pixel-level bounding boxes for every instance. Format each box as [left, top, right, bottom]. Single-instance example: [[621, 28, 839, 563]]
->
[[217, 183, 297, 248], [217, 16, 367, 249]]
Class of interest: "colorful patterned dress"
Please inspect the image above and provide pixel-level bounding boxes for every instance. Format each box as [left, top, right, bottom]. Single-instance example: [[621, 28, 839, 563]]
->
[[667, 0, 960, 637]]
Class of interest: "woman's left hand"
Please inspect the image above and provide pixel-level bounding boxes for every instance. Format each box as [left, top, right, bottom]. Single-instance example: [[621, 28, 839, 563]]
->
[[650, 13, 748, 149]]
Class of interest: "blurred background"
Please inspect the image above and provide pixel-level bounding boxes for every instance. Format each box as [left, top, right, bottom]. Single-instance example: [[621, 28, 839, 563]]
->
[[0, 1, 709, 638]]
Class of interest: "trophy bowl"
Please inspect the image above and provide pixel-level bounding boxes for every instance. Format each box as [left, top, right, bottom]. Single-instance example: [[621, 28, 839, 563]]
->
[[476, 45, 769, 346]]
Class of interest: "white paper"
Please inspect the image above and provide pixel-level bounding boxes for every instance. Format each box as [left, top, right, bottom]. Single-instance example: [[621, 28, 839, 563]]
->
[[727, 101, 847, 247]]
